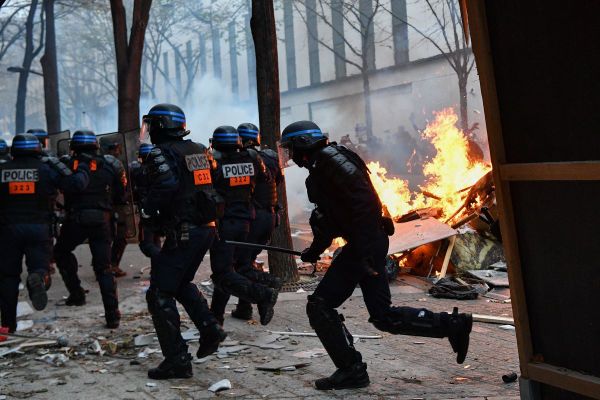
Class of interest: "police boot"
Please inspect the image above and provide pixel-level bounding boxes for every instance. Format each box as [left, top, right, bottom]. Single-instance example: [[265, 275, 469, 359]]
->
[[65, 287, 86, 306], [307, 295, 370, 390], [148, 353, 193, 380], [26, 273, 48, 311], [257, 286, 279, 325], [231, 300, 253, 320], [370, 306, 472, 364], [105, 309, 121, 329], [197, 323, 227, 358]]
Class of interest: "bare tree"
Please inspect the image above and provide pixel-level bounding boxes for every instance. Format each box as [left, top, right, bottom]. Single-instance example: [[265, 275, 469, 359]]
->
[[109, 0, 152, 155], [251, 0, 298, 283], [15, 0, 44, 133], [294, 0, 385, 139], [41, 0, 60, 133], [0, 1, 29, 64]]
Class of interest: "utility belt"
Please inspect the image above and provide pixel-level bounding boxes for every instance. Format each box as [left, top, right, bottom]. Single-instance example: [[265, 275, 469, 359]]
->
[[67, 208, 111, 227], [163, 220, 216, 250]]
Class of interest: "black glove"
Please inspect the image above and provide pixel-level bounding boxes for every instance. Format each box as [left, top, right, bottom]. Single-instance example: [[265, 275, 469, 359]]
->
[[301, 247, 321, 263]]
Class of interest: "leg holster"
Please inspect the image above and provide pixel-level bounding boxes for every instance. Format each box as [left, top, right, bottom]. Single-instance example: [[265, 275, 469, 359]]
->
[[146, 287, 188, 360], [306, 295, 362, 369]]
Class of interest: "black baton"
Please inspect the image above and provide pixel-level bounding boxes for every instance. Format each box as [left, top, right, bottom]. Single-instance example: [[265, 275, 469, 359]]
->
[[224, 240, 302, 256]]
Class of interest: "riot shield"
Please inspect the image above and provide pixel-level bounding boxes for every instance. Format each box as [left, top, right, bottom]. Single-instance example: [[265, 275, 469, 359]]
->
[[98, 130, 139, 241], [48, 130, 70, 156], [56, 138, 71, 157]]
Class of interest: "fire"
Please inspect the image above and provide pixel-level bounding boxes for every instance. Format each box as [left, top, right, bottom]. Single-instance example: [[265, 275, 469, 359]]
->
[[367, 108, 491, 221]]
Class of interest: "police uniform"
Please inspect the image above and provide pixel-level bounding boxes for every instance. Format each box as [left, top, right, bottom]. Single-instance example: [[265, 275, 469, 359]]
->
[[230, 124, 284, 320], [53, 131, 126, 329], [280, 121, 473, 391], [0, 134, 89, 332], [208, 126, 279, 326], [139, 104, 226, 380]]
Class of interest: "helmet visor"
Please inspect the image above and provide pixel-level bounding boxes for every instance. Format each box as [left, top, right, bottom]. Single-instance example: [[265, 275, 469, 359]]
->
[[276, 140, 293, 168], [139, 116, 152, 144]]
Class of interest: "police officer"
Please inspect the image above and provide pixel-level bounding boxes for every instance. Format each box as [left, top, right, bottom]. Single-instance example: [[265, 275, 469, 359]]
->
[[0, 134, 89, 332], [0, 138, 10, 163], [280, 121, 473, 390], [209, 126, 279, 326], [54, 130, 126, 329], [138, 104, 226, 380], [229, 123, 283, 321]]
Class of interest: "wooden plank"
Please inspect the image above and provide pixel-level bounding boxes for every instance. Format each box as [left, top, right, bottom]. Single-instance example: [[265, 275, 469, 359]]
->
[[500, 162, 600, 181], [437, 235, 456, 279], [527, 363, 600, 400], [473, 314, 514, 325], [465, 0, 534, 377], [388, 218, 456, 255]]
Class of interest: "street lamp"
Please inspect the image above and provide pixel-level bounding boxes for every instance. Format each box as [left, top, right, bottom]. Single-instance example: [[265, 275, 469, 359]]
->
[[7, 66, 44, 77]]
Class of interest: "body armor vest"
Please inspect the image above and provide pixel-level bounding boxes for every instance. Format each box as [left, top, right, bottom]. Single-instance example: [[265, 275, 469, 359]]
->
[[213, 150, 257, 205], [65, 155, 113, 211], [0, 157, 56, 224], [160, 140, 220, 224], [251, 148, 278, 209]]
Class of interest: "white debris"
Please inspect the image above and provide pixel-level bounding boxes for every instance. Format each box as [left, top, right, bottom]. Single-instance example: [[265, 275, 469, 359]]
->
[[292, 348, 327, 359], [194, 355, 214, 364], [181, 329, 200, 341], [499, 325, 515, 331], [16, 302, 34, 318], [208, 379, 231, 393], [134, 334, 155, 347], [16, 320, 34, 331], [145, 382, 157, 388], [88, 340, 105, 356], [37, 353, 69, 367]]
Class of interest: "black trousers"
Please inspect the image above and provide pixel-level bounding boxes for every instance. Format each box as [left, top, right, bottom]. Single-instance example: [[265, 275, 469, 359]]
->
[[147, 226, 217, 358], [210, 217, 271, 319], [0, 224, 52, 331], [110, 220, 128, 267], [54, 216, 118, 313]]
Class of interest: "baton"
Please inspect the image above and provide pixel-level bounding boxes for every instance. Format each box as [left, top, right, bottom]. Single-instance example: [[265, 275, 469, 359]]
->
[[224, 240, 302, 256]]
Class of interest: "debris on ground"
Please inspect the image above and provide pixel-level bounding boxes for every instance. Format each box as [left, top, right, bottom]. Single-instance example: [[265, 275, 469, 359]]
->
[[256, 360, 310, 371], [502, 372, 518, 383], [208, 379, 231, 393]]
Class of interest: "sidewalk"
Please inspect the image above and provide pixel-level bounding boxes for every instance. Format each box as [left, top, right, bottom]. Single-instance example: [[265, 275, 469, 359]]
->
[[0, 245, 520, 399]]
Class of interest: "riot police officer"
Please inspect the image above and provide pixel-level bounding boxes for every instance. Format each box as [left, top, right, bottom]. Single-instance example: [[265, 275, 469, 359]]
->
[[0, 134, 89, 332], [279, 121, 473, 390], [0, 138, 10, 163], [209, 126, 279, 326], [138, 104, 226, 380], [54, 130, 126, 329], [229, 123, 283, 321]]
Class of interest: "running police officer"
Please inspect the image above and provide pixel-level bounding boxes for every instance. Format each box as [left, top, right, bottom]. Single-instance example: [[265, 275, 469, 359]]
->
[[279, 121, 473, 390], [138, 104, 226, 380], [228, 123, 283, 321], [54, 130, 127, 329], [0, 138, 10, 163], [209, 126, 279, 326], [0, 134, 89, 332]]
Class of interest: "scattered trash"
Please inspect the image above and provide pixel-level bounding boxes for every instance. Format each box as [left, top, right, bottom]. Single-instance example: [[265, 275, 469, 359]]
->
[[502, 372, 518, 383], [295, 288, 306, 293], [137, 347, 161, 358], [234, 368, 247, 373], [429, 277, 479, 300], [181, 329, 200, 341], [256, 360, 311, 371], [37, 353, 69, 367], [269, 331, 382, 339], [16, 302, 34, 318], [134, 334, 155, 347], [454, 376, 469, 382], [292, 348, 327, 359], [498, 325, 515, 331], [208, 379, 231, 393], [16, 320, 34, 331], [218, 345, 250, 355], [242, 334, 285, 350], [194, 355, 214, 364], [145, 382, 157, 388], [88, 340, 105, 356], [171, 386, 191, 390]]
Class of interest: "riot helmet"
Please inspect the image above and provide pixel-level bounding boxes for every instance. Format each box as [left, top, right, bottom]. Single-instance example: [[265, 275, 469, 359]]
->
[[140, 103, 189, 145], [211, 126, 242, 151], [237, 123, 260, 147], [11, 133, 42, 157], [138, 143, 154, 162], [0, 138, 8, 156], [279, 121, 328, 168], [70, 130, 99, 153]]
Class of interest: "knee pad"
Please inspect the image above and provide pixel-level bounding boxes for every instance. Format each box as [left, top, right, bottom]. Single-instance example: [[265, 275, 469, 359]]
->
[[146, 288, 176, 316], [306, 295, 340, 329]]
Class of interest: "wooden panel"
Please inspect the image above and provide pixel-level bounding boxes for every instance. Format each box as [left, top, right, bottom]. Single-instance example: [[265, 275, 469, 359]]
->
[[528, 363, 600, 400], [500, 162, 600, 181], [388, 218, 456, 254]]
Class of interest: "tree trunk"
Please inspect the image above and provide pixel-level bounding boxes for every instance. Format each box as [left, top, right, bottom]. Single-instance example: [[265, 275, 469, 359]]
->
[[251, 0, 299, 283], [40, 0, 60, 134], [109, 0, 152, 160], [458, 74, 469, 133], [15, 0, 40, 133], [362, 69, 374, 139]]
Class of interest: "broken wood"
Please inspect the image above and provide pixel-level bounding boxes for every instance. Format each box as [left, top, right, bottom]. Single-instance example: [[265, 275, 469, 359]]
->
[[451, 213, 479, 229], [269, 331, 382, 339], [438, 235, 457, 279], [473, 313, 514, 325]]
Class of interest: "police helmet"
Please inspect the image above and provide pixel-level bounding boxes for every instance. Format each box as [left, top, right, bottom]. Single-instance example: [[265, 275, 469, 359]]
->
[[237, 123, 260, 147], [141, 103, 189, 144], [138, 143, 154, 161], [280, 121, 327, 151], [0, 138, 8, 156], [212, 126, 242, 151], [70, 130, 99, 152], [11, 133, 42, 157], [27, 128, 48, 142]]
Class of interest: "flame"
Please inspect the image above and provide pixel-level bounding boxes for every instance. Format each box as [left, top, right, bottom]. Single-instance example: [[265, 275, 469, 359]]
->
[[367, 108, 491, 221]]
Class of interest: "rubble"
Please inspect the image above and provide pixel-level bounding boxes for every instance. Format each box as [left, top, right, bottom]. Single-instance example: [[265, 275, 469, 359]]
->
[[208, 379, 231, 393]]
